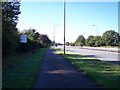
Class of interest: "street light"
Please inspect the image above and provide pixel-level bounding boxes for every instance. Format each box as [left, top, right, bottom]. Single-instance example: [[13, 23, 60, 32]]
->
[[64, 0, 66, 54], [93, 25, 98, 36], [53, 24, 59, 46]]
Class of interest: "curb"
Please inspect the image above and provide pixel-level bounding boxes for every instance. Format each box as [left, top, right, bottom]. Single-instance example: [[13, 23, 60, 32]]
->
[[80, 47, 120, 53]]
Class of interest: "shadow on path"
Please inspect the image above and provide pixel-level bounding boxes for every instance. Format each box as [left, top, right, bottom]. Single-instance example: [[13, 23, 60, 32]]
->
[[34, 48, 103, 89]]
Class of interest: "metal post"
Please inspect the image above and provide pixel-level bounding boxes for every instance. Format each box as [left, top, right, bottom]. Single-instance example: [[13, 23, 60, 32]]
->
[[93, 25, 98, 36], [0, 2, 2, 89], [53, 24, 59, 46], [64, 0, 66, 54], [53, 25, 55, 46], [96, 25, 98, 36]]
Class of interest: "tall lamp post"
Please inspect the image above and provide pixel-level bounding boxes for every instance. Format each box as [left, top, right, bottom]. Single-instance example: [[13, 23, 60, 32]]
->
[[93, 25, 98, 36], [64, 0, 66, 54], [53, 24, 59, 46]]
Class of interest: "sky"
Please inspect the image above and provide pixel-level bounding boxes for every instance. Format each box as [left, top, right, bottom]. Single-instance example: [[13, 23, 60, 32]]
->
[[17, 1, 118, 44]]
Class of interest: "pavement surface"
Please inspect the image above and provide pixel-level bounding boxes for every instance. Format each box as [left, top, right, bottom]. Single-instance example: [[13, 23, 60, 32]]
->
[[57, 46, 120, 62], [34, 48, 103, 89]]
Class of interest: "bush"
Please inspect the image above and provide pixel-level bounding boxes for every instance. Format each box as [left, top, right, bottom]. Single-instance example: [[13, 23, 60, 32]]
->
[[2, 29, 19, 57]]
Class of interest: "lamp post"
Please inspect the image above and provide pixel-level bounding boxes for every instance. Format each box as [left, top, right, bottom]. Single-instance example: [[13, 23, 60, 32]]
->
[[53, 24, 59, 46], [64, 0, 66, 54], [93, 25, 98, 36]]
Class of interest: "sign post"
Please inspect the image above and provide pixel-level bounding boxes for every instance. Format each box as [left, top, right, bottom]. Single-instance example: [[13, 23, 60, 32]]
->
[[20, 33, 27, 52], [64, 0, 66, 54], [20, 33, 27, 43]]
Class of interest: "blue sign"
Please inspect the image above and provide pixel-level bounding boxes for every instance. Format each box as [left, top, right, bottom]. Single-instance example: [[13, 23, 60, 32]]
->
[[20, 34, 27, 43]]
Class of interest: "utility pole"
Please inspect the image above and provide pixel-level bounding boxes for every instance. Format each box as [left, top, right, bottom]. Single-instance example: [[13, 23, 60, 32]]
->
[[93, 25, 98, 36], [64, 0, 66, 54], [53, 24, 59, 46]]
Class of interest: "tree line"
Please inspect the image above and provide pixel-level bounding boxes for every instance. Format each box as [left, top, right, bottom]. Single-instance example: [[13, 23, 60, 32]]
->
[[66, 30, 120, 47], [2, 2, 52, 57]]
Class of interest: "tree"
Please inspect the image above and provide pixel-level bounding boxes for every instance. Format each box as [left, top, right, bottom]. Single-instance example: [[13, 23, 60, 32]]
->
[[69, 43, 75, 46], [66, 42, 70, 46], [2, 2, 21, 56], [2, 2, 21, 29], [94, 36, 102, 47], [34, 32, 40, 42], [39, 34, 52, 47], [74, 35, 85, 46], [102, 30, 120, 46], [86, 35, 95, 47], [25, 28, 38, 41], [118, 41, 120, 47]]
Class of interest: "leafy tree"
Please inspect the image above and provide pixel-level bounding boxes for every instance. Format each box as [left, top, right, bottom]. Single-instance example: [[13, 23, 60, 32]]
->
[[118, 41, 120, 47], [102, 30, 120, 46], [74, 35, 85, 46], [69, 43, 75, 46], [39, 34, 52, 47], [34, 32, 40, 41], [21, 28, 52, 50], [66, 42, 70, 46], [25, 28, 36, 41], [94, 36, 102, 47], [2, 2, 21, 27], [2, 2, 21, 56], [98, 37, 106, 46], [86, 35, 95, 47]]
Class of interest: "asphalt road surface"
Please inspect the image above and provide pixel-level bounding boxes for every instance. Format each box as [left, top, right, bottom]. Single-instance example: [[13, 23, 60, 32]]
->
[[57, 46, 120, 62]]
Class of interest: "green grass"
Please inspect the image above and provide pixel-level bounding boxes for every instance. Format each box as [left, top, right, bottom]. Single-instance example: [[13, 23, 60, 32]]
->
[[2, 48, 47, 88], [54, 49, 120, 88]]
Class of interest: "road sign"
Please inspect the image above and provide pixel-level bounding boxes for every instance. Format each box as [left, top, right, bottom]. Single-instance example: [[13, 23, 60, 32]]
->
[[20, 34, 27, 43]]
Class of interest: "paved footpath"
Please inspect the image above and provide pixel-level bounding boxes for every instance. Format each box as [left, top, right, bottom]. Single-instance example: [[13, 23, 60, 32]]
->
[[34, 48, 103, 89]]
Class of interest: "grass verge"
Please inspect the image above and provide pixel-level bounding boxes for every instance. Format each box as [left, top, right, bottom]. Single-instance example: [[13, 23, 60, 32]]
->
[[2, 48, 47, 88], [54, 49, 120, 88]]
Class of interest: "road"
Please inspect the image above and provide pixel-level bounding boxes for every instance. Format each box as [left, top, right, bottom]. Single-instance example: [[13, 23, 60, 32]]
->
[[57, 46, 120, 62]]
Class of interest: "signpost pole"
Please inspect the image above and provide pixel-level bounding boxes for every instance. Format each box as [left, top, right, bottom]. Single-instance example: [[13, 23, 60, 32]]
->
[[64, 0, 66, 54]]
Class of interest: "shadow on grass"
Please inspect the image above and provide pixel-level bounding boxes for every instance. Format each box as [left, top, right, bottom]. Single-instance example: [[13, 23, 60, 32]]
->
[[54, 49, 120, 88], [106, 61, 120, 65], [58, 53, 120, 88], [62, 53, 120, 65]]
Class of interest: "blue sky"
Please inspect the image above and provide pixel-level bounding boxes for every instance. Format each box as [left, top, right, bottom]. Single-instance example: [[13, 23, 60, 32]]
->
[[17, 2, 118, 43]]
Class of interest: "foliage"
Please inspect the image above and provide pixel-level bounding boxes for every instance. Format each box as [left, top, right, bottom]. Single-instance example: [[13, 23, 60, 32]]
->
[[65, 42, 70, 46], [102, 30, 120, 46], [3, 48, 47, 88], [74, 35, 85, 46], [20, 29, 52, 52], [39, 34, 52, 47], [75, 30, 120, 47], [85, 35, 95, 47], [2, 2, 21, 56], [2, 2, 52, 57], [94, 36, 103, 47], [65, 42, 75, 46], [69, 42, 75, 46]]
